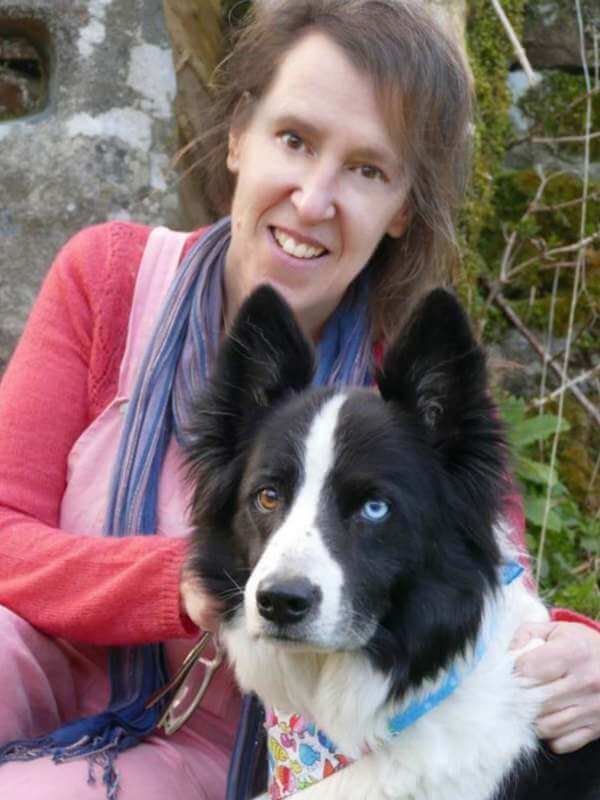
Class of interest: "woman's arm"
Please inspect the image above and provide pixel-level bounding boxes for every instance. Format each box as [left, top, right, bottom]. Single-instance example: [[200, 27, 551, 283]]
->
[[0, 223, 197, 646]]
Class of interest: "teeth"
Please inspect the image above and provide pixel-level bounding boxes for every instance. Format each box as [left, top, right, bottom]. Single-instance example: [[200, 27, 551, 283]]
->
[[273, 228, 325, 259]]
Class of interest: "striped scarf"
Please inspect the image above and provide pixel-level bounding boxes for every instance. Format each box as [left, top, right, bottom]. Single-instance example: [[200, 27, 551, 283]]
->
[[0, 217, 374, 798]]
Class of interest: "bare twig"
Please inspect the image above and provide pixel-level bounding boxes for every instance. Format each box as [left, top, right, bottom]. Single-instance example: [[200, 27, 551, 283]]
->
[[571, 558, 599, 576], [508, 88, 600, 148], [482, 280, 600, 427], [536, 0, 595, 585], [532, 131, 600, 144], [587, 452, 600, 507], [508, 231, 600, 278], [594, 25, 599, 90], [500, 229, 518, 283], [498, 168, 559, 280], [534, 191, 600, 212], [539, 260, 561, 442], [489, 0, 539, 86], [533, 365, 600, 406], [560, 86, 600, 112], [526, 166, 556, 215], [538, 260, 579, 271], [539, 314, 598, 366]]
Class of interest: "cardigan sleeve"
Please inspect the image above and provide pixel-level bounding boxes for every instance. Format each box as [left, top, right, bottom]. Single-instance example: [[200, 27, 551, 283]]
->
[[0, 223, 197, 646]]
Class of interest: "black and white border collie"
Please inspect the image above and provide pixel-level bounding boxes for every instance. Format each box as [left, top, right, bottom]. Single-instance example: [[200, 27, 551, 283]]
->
[[186, 286, 600, 800]]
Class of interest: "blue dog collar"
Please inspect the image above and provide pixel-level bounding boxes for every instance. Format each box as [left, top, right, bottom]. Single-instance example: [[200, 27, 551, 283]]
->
[[267, 560, 524, 798], [387, 560, 524, 736]]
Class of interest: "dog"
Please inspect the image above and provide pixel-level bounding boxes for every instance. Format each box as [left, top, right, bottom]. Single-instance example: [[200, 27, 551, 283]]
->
[[185, 286, 600, 800]]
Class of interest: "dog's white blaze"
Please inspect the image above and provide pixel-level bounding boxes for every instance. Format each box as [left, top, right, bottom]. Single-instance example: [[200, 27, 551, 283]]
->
[[245, 393, 348, 638]]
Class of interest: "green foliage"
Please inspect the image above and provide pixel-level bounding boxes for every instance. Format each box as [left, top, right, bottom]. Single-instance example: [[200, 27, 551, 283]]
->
[[464, 1, 599, 617], [498, 394, 600, 618], [462, 0, 527, 309], [479, 169, 600, 339], [518, 70, 600, 160]]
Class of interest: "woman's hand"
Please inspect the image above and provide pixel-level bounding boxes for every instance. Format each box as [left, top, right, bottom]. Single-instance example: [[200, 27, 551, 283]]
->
[[511, 621, 600, 753], [179, 565, 222, 633]]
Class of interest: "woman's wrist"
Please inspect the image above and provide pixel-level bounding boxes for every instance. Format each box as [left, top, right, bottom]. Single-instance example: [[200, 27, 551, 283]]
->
[[179, 563, 221, 633]]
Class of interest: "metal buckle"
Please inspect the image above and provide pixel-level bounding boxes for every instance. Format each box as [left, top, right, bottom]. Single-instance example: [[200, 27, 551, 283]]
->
[[146, 632, 224, 735]]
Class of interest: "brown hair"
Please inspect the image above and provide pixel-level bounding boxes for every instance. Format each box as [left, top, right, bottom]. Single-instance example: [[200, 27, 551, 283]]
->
[[198, 0, 473, 340]]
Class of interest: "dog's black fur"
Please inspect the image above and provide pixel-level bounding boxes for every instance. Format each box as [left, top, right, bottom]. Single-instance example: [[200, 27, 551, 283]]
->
[[186, 286, 600, 800]]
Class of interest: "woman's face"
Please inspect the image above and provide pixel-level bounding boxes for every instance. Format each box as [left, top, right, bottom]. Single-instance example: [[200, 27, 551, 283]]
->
[[224, 31, 410, 338]]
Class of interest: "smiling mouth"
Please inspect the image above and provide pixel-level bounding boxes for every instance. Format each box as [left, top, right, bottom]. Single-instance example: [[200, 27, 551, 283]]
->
[[270, 227, 328, 260]]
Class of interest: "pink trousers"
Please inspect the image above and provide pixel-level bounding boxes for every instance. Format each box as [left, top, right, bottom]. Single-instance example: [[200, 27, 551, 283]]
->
[[0, 606, 236, 799]]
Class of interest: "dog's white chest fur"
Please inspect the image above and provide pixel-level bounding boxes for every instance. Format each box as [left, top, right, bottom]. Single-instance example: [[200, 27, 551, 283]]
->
[[225, 577, 549, 800]]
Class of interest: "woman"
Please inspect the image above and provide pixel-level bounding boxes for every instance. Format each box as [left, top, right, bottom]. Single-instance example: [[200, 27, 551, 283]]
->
[[0, 1, 598, 798]]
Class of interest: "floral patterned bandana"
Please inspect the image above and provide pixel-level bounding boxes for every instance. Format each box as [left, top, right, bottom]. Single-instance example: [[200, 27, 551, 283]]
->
[[266, 708, 354, 798]]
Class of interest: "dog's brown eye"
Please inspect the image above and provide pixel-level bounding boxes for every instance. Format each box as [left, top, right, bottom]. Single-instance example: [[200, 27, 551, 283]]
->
[[255, 488, 280, 512]]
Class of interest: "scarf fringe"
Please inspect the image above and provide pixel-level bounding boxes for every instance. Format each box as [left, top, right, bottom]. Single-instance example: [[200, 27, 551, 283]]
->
[[87, 749, 121, 800], [0, 727, 132, 765], [0, 737, 56, 763], [1, 728, 127, 800]]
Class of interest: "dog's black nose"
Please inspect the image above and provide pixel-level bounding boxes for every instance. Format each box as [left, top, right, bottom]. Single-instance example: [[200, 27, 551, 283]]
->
[[256, 577, 319, 625]]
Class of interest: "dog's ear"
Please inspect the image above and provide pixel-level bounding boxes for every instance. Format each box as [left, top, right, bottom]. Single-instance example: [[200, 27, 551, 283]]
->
[[185, 286, 314, 515], [217, 284, 314, 411], [376, 289, 489, 449], [373, 290, 506, 690]]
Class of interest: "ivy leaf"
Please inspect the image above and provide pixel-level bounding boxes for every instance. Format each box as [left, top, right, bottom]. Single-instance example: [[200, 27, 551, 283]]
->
[[509, 415, 570, 447], [581, 536, 600, 555], [498, 396, 527, 428], [554, 575, 600, 619], [516, 455, 559, 486], [524, 497, 564, 532]]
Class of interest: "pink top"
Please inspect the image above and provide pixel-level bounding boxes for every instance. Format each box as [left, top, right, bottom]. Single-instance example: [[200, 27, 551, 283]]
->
[[56, 224, 239, 729]]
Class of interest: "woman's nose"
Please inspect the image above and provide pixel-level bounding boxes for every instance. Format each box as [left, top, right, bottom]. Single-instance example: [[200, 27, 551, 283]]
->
[[290, 163, 336, 223]]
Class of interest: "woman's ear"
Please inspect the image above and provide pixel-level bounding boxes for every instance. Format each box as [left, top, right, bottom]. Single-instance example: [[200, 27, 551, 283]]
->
[[386, 200, 412, 239], [226, 91, 253, 174], [226, 128, 242, 174]]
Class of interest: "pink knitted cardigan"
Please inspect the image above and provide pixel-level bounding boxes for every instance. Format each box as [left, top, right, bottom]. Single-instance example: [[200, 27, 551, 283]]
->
[[0, 222, 202, 646]]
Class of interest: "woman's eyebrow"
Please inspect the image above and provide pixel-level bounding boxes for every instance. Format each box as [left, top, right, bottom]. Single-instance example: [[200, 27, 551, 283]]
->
[[273, 112, 321, 140], [274, 112, 399, 168]]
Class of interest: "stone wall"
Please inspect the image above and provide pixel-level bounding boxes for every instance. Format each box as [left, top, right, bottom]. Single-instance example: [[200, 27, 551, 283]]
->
[[1, 0, 594, 375], [0, 0, 470, 372], [0, 0, 182, 372]]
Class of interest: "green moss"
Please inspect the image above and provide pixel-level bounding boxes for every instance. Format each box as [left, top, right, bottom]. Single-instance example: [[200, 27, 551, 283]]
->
[[553, 574, 600, 619], [461, 0, 526, 315], [518, 71, 600, 160], [561, 443, 594, 500], [557, 397, 600, 512], [525, 0, 600, 43], [477, 168, 600, 337], [463, 3, 599, 617]]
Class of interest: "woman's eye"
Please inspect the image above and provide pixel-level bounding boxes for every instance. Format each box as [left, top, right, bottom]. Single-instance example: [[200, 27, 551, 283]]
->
[[356, 164, 386, 182], [255, 487, 281, 513], [360, 499, 390, 522], [280, 131, 305, 151]]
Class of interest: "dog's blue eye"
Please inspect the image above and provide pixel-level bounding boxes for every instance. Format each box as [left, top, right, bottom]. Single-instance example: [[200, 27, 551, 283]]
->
[[360, 499, 390, 522]]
